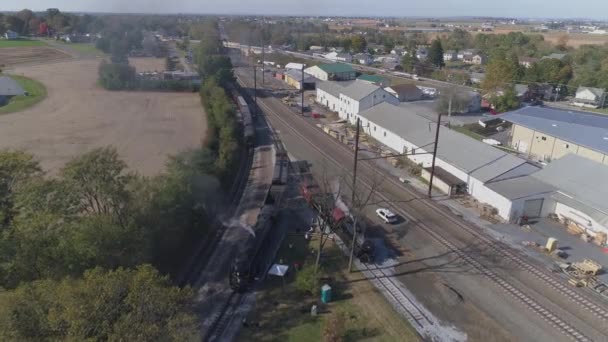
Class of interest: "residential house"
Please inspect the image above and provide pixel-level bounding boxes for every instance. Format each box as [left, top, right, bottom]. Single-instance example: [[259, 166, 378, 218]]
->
[[357, 74, 390, 87], [4, 30, 18, 40], [471, 54, 487, 65], [309, 45, 325, 52], [443, 50, 457, 62], [519, 57, 539, 68], [304, 63, 356, 81], [374, 55, 397, 64], [416, 47, 428, 60], [385, 83, 423, 102], [573, 86, 606, 108], [329, 47, 345, 53], [334, 80, 399, 122], [357, 102, 540, 221], [457, 49, 477, 60], [285, 62, 305, 71], [284, 69, 316, 90], [353, 53, 373, 65], [542, 53, 567, 61], [391, 47, 406, 56], [500, 106, 608, 163], [383, 61, 401, 71], [0, 76, 25, 106], [324, 52, 352, 63]]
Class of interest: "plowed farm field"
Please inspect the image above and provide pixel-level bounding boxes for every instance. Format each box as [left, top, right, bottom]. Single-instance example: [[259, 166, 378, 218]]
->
[[0, 59, 206, 176]]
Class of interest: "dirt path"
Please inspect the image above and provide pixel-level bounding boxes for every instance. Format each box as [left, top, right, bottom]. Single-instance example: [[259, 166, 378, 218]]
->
[[1, 59, 206, 176]]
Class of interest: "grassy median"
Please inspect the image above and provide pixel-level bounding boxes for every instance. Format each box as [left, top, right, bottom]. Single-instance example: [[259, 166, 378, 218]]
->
[[0, 39, 46, 48], [0, 75, 47, 114]]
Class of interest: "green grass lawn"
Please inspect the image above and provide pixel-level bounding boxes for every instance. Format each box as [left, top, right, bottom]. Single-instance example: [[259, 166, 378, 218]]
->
[[57, 42, 105, 56], [0, 39, 46, 48], [0, 75, 47, 114]]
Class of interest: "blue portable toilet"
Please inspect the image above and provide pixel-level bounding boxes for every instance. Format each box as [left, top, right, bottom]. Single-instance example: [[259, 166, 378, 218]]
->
[[321, 284, 332, 303]]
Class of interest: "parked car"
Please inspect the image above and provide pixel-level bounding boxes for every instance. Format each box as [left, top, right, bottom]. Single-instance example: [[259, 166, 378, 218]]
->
[[376, 208, 398, 224]]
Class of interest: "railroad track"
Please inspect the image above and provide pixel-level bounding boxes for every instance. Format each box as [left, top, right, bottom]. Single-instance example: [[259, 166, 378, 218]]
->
[[333, 236, 433, 330], [204, 292, 245, 342], [177, 124, 255, 286], [246, 69, 608, 323], [249, 90, 597, 341]]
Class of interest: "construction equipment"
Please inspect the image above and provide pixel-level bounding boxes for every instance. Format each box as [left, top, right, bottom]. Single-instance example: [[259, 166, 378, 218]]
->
[[545, 237, 558, 253], [572, 259, 602, 276]]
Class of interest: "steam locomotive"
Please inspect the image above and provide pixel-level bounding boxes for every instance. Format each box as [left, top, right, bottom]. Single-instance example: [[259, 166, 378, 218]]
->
[[229, 204, 276, 292]]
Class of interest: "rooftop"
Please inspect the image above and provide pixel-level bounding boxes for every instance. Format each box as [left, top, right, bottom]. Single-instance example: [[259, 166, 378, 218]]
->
[[317, 63, 354, 74], [498, 106, 608, 154], [388, 83, 422, 95], [531, 153, 608, 225], [339, 80, 386, 101], [486, 175, 555, 200], [577, 86, 605, 97], [359, 102, 535, 183], [356, 74, 386, 84], [0, 76, 25, 97], [317, 80, 349, 97]]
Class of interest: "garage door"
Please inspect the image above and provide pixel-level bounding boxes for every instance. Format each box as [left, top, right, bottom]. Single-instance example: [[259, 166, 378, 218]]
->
[[523, 199, 544, 218]]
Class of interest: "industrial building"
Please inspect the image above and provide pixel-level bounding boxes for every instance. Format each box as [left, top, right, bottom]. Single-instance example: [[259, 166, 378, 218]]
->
[[500, 106, 608, 164], [357, 103, 540, 221], [304, 63, 356, 81]]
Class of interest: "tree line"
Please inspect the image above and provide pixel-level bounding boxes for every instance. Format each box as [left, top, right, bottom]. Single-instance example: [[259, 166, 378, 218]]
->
[[0, 146, 224, 340]]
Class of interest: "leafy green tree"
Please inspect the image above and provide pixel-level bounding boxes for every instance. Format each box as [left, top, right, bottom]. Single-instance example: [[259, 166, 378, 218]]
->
[[491, 86, 520, 113], [445, 28, 473, 51], [0, 150, 42, 228], [0, 265, 200, 341], [98, 60, 136, 90], [482, 58, 516, 94], [61, 147, 133, 223], [350, 35, 367, 53], [401, 52, 418, 73], [428, 39, 445, 68]]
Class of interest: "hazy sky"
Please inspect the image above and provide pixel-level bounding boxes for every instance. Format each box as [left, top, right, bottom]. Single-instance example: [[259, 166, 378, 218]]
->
[[4, 0, 608, 19]]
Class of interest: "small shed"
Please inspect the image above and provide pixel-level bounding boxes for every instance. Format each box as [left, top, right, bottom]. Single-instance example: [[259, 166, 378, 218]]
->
[[421, 166, 467, 196]]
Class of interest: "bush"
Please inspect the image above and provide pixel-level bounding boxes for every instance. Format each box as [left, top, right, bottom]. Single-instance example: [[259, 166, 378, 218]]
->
[[295, 263, 318, 295]]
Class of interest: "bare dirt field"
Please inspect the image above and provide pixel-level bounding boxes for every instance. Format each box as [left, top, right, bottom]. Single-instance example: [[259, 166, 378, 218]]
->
[[0, 46, 72, 66], [129, 57, 166, 72], [0, 58, 206, 176]]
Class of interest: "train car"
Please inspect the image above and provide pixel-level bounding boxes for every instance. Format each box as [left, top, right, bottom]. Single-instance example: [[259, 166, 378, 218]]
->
[[243, 124, 255, 146], [299, 180, 374, 263], [272, 151, 289, 185], [229, 204, 277, 292]]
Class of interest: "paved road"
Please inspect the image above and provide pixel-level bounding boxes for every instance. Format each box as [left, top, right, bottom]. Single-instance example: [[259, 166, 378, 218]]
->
[[231, 53, 608, 341]]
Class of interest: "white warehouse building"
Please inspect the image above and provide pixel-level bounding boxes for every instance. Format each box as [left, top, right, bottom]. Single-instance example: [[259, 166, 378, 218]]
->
[[316, 80, 398, 121], [358, 103, 543, 221]]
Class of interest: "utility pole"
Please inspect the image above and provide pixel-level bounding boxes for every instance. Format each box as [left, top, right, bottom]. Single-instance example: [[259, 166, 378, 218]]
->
[[301, 64, 306, 115], [262, 43, 265, 84], [253, 65, 257, 116], [447, 94, 453, 119], [348, 118, 361, 273], [428, 113, 442, 198]]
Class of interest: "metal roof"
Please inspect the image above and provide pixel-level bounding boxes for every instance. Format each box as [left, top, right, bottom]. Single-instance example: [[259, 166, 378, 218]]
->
[[498, 106, 608, 154], [285, 62, 304, 70], [317, 63, 354, 74], [577, 86, 605, 98], [0, 76, 25, 96], [486, 175, 555, 200], [358, 102, 533, 182], [356, 74, 386, 83], [316, 81, 348, 98], [339, 80, 386, 101], [531, 153, 608, 223], [284, 69, 315, 83]]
